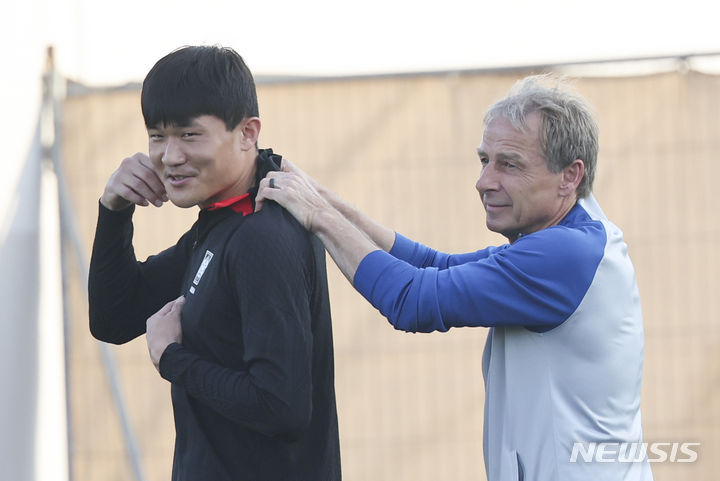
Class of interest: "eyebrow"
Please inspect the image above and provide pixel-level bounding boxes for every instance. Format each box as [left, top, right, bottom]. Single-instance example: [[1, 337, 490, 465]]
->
[[475, 148, 525, 164], [496, 152, 524, 163], [148, 119, 202, 131]]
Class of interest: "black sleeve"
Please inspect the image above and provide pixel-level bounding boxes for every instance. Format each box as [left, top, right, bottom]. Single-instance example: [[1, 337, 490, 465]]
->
[[88, 201, 190, 344], [158, 208, 314, 437]]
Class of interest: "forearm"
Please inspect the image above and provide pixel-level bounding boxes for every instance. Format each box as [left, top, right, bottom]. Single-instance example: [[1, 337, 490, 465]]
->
[[390, 233, 499, 269], [354, 229, 596, 332], [319, 186, 396, 252], [88, 204, 149, 342], [311, 205, 379, 284], [160, 343, 312, 437], [88, 202, 185, 343]]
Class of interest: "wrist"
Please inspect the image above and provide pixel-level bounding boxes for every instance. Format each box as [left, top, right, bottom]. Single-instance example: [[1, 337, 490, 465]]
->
[[309, 205, 342, 236], [157, 342, 182, 380], [100, 193, 132, 212], [320, 186, 343, 209]]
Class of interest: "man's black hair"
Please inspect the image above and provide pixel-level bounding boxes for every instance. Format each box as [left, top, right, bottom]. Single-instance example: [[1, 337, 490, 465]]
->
[[141, 45, 258, 131]]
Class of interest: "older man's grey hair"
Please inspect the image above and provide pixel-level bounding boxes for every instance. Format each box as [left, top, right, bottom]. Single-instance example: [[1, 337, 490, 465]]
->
[[484, 74, 599, 198]]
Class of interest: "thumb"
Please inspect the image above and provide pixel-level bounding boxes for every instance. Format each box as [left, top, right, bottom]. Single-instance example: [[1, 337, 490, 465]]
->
[[281, 157, 294, 172], [254, 178, 273, 212], [157, 297, 177, 315], [254, 195, 265, 213], [172, 295, 185, 310]]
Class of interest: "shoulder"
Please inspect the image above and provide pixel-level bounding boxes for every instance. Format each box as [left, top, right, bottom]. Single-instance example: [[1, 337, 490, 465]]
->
[[522, 219, 605, 253], [501, 210, 607, 280], [245, 202, 308, 239], [519, 203, 606, 252], [227, 202, 314, 261], [222, 203, 318, 290]]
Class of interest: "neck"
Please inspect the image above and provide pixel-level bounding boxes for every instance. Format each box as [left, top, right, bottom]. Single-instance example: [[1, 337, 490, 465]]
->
[[506, 195, 578, 244]]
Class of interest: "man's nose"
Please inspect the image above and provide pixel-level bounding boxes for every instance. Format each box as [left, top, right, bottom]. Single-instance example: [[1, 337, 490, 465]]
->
[[476, 163, 499, 194], [162, 139, 185, 165]]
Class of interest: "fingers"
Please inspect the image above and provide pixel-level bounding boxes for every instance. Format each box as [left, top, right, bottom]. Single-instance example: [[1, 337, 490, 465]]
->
[[279, 158, 319, 190], [171, 296, 185, 311], [255, 171, 296, 210], [155, 295, 185, 317], [255, 173, 282, 212], [146, 296, 184, 372], [280, 158, 297, 173], [156, 298, 176, 316], [255, 171, 328, 232], [101, 153, 167, 210], [134, 155, 167, 205], [120, 154, 166, 206]]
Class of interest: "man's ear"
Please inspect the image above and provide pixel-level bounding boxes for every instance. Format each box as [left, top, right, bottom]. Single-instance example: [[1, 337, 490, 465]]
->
[[560, 159, 585, 197], [239, 117, 261, 151]]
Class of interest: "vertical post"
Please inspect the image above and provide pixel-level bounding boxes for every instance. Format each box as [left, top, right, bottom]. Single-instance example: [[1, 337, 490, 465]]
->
[[37, 45, 70, 481], [49, 46, 148, 481]]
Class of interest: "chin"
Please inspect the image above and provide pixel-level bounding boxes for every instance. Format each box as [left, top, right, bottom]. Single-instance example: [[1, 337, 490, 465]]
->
[[486, 222, 517, 241], [168, 197, 199, 209], [485, 220, 505, 234]]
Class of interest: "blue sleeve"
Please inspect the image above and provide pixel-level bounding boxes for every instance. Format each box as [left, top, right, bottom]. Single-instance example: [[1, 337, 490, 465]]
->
[[354, 224, 606, 332], [390, 232, 502, 269]]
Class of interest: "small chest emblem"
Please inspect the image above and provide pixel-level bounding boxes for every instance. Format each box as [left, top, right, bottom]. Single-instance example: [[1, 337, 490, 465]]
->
[[189, 250, 214, 294]]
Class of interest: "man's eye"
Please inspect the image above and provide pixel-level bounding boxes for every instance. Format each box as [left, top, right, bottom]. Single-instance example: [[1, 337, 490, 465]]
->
[[149, 134, 163, 140], [479, 157, 489, 166], [182, 132, 199, 138]]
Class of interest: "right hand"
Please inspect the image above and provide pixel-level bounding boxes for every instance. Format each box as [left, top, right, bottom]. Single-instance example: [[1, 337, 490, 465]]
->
[[146, 296, 185, 372], [100, 153, 167, 211]]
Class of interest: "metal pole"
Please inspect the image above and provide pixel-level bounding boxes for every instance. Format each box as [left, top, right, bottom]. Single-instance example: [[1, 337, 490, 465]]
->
[[49, 45, 148, 481], [39, 45, 70, 481]]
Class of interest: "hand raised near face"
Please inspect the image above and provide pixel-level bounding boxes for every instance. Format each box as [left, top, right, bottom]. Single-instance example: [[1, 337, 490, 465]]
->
[[100, 152, 168, 211]]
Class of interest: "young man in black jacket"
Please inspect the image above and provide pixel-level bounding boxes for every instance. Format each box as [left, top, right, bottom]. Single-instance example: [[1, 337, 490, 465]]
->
[[88, 46, 341, 480]]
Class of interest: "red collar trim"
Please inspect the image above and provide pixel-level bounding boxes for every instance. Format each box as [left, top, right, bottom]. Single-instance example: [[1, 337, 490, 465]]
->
[[205, 193, 253, 216]]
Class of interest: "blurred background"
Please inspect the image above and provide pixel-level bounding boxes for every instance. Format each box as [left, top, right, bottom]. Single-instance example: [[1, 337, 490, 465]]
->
[[2, 1, 719, 480]]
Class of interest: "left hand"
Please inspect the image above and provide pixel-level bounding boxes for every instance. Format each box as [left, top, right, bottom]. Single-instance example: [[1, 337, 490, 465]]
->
[[146, 296, 185, 372]]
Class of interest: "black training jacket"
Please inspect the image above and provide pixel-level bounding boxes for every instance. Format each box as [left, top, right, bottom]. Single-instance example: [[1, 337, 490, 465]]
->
[[89, 150, 341, 480]]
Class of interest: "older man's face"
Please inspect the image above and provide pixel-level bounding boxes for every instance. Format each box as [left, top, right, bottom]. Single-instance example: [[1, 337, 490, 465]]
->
[[475, 113, 572, 243]]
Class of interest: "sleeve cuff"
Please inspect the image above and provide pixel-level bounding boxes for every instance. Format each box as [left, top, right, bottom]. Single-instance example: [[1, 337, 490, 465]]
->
[[354, 248, 452, 334], [353, 250, 422, 332], [158, 342, 195, 383], [353, 250, 394, 300], [98, 199, 135, 220], [388, 232, 416, 259]]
